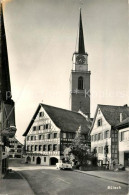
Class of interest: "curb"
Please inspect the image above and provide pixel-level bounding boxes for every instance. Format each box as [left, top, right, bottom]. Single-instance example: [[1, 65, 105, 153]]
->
[[74, 170, 128, 185], [16, 171, 35, 195]]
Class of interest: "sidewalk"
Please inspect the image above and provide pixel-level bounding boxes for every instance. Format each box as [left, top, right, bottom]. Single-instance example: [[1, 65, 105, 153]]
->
[[0, 170, 34, 195], [74, 169, 129, 185]]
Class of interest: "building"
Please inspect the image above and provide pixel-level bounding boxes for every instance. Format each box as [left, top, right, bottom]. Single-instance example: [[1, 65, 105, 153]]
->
[[90, 104, 129, 168], [0, 3, 16, 177], [23, 103, 91, 165], [70, 9, 91, 117], [9, 137, 23, 158], [116, 117, 129, 168]]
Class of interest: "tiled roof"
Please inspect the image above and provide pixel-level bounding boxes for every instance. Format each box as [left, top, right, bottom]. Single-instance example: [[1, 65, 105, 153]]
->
[[115, 117, 129, 129], [23, 103, 91, 136], [99, 104, 129, 126]]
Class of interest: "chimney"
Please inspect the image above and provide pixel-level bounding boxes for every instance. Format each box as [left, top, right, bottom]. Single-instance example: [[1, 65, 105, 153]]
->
[[123, 104, 128, 107], [120, 113, 123, 122]]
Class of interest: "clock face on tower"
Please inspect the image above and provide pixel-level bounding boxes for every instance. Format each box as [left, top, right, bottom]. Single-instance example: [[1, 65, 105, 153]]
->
[[76, 55, 86, 64]]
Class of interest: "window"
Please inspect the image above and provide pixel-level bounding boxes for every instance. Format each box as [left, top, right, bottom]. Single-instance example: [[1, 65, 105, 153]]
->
[[43, 145, 47, 151], [63, 133, 67, 139], [98, 147, 103, 154], [53, 144, 57, 151], [95, 134, 98, 141], [31, 145, 34, 151], [98, 109, 101, 114], [35, 145, 38, 151], [31, 136, 34, 141], [54, 133, 57, 138], [42, 135, 45, 139], [48, 145, 52, 151], [33, 126, 36, 131], [98, 133, 101, 140], [47, 134, 50, 139], [17, 145, 21, 148], [97, 119, 102, 127], [44, 157, 46, 162], [39, 135, 42, 140], [105, 130, 109, 139], [78, 76, 83, 90], [33, 157, 35, 161], [17, 149, 21, 153], [91, 135, 94, 141], [39, 112, 44, 117], [46, 124, 48, 129], [39, 145, 42, 151]]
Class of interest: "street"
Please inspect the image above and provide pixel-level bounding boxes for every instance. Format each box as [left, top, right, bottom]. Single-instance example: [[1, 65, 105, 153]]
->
[[9, 159, 128, 195]]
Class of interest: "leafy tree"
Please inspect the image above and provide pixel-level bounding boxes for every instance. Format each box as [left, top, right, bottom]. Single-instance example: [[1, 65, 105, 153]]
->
[[70, 126, 92, 166]]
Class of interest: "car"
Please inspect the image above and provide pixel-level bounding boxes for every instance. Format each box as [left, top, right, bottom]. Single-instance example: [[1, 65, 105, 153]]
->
[[56, 162, 72, 170]]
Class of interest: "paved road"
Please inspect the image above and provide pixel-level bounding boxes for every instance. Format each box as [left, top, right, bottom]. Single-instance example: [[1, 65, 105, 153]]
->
[[9, 159, 128, 195]]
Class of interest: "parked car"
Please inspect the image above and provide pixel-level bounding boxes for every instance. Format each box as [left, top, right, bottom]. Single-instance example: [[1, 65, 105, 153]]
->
[[56, 162, 72, 170]]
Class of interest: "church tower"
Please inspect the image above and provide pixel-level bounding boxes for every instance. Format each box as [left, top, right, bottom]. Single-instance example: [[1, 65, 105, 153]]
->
[[70, 9, 91, 117]]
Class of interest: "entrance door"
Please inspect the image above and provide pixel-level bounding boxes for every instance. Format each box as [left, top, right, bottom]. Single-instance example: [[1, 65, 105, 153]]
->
[[50, 157, 58, 165], [26, 156, 31, 163], [37, 157, 41, 165], [124, 153, 129, 167]]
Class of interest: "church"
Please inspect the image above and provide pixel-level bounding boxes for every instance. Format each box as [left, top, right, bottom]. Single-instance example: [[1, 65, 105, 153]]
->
[[23, 9, 92, 165]]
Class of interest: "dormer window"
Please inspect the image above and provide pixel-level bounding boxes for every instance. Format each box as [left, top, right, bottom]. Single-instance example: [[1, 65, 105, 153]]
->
[[97, 119, 102, 127]]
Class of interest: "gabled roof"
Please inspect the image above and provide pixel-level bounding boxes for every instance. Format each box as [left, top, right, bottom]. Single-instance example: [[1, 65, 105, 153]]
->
[[115, 117, 129, 130], [23, 103, 91, 136], [91, 104, 129, 131], [99, 105, 129, 126]]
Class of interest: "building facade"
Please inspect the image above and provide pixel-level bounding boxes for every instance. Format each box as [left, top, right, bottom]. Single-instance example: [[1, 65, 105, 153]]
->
[[90, 104, 129, 168], [9, 137, 23, 158], [70, 9, 91, 117], [23, 104, 91, 165], [116, 117, 129, 168], [0, 3, 16, 177]]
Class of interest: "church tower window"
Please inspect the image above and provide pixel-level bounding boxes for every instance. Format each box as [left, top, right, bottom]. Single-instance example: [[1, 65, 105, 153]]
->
[[78, 76, 83, 90]]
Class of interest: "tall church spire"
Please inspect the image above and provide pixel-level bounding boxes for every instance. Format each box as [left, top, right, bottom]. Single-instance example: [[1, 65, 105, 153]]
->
[[78, 8, 85, 54], [0, 3, 11, 102]]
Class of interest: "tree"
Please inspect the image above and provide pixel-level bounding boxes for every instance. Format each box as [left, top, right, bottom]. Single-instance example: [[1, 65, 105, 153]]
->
[[70, 126, 91, 166]]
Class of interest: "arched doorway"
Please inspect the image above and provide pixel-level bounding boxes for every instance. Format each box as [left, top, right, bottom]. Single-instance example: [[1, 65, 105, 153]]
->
[[36, 157, 41, 165], [26, 156, 31, 163], [50, 157, 58, 165]]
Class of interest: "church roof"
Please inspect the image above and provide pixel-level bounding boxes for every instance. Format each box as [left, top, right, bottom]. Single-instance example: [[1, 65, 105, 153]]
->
[[23, 103, 91, 136], [78, 9, 85, 54]]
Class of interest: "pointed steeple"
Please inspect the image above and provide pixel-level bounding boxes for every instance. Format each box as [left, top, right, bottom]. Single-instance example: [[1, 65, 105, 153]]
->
[[78, 8, 85, 54], [0, 3, 11, 102]]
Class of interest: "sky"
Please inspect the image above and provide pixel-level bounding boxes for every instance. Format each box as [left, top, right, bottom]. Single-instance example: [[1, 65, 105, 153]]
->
[[2, 0, 129, 143]]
